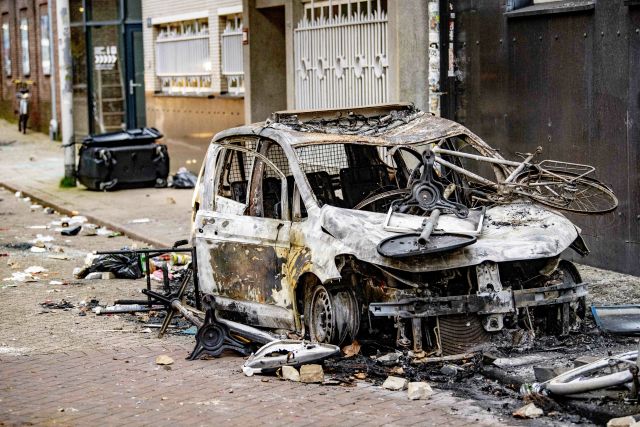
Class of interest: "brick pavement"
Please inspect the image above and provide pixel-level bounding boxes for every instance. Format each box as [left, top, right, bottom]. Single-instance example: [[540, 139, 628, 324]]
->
[[0, 191, 512, 426], [0, 344, 510, 426]]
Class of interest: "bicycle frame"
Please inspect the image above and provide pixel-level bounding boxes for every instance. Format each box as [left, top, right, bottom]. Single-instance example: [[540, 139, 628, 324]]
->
[[431, 146, 596, 193]]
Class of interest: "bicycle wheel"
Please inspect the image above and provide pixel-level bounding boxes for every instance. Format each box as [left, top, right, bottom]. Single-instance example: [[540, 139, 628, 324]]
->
[[516, 171, 618, 214], [546, 351, 636, 395]]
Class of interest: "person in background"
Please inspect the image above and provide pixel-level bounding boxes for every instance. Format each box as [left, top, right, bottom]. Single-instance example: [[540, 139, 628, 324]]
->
[[17, 88, 30, 134]]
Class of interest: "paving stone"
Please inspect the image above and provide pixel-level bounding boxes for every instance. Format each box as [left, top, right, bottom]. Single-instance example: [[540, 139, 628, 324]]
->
[[300, 364, 324, 383], [407, 382, 434, 400], [382, 376, 408, 391], [281, 365, 300, 382], [608, 416, 637, 427]]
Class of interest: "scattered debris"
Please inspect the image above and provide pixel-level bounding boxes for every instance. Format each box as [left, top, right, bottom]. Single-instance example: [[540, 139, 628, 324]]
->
[[382, 376, 408, 391], [300, 364, 324, 383], [354, 372, 367, 380], [440, 364, 463, 376], [513, 403, 544, 419], [376, 352, 401, 366], [155, 355, 174, 365], [29, 246, 46, 253], [242, 340, 340, 376], [407, 382, 433, 400], [30, 234, 54, 244], [170, 167, 197, 189], [280, 366, 300, 382], [130, 218, 151, 224], [97, 227, 121, 237], [3, 242, 31, 251], [607, 416, 637, 427], [61, 225, 81, 236], [3, 271, 37, 282], [75, 251, 142, 279], [342, 340, 361, 358], [80, 224, 98, 236], [3, 265, 48, 282], [84, 272, 115, 280], [94, 304, 163, 315], [40, 299, 75, 309], [390, 366, 405, 375]]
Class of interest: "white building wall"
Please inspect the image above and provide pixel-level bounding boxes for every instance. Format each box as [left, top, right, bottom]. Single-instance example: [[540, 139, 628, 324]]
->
[[142, 0, 241, 94]]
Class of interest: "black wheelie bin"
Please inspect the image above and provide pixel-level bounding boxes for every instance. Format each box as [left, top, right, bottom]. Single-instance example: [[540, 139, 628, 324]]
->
[[77, 128, 170, 191]]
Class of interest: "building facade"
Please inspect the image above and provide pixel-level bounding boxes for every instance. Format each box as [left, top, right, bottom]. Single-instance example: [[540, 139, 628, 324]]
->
[[0, 0, 59, 135], [67, 0, 145, 139], [241, 0, 434, 123], [142, 0, 245, 160]]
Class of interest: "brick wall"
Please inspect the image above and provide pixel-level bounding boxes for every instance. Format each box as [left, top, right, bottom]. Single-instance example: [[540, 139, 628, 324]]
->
[[0, 0, 59, 135]]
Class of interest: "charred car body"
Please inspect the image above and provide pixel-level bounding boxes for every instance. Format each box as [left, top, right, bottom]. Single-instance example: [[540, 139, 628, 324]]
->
[[191, 104, 615, 356]]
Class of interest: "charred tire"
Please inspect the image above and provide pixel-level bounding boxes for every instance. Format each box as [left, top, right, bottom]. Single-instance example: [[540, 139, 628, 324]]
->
[[307, 284, 359, 346], [536, 260, 586, 335]]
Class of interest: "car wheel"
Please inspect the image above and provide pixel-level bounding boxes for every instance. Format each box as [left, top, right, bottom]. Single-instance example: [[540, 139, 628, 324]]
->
[[308, 284, 359, 346]]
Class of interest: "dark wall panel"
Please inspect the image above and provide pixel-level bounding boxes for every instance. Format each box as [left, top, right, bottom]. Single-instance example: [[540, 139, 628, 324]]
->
[[454, 0, 639, 275]]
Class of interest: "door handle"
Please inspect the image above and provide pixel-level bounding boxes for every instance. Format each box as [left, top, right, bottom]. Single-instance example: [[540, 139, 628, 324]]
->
[[129, 79, 142, 95]]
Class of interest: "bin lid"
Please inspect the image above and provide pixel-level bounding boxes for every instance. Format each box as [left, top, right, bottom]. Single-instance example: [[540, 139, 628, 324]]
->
[[83, 128, 163, 146]]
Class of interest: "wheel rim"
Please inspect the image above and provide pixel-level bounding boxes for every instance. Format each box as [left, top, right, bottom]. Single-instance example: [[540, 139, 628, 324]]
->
[[517, 172, 618, 214], [310, 286, 334, 343], [308, 285, 360, 345]]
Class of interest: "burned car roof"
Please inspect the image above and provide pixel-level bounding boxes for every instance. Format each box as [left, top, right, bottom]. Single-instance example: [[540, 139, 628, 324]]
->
[[212, 104, 493, 152]]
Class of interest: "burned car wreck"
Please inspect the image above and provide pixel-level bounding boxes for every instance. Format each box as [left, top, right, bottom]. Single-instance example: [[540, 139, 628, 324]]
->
[[191, 104, 617, 357]]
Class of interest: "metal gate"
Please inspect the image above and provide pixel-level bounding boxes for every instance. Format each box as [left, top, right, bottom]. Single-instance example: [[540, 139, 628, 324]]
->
[[293, 0, 388, 110], [221, 18, 244, 94]]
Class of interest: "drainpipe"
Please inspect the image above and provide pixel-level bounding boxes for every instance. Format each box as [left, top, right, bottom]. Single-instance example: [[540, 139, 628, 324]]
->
[[48, 0, 58, 140], [56, 0, 75, 184]]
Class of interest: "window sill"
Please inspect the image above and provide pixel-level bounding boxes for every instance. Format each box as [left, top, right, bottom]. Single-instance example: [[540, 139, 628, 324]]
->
[[154, 92, 216, 98], [505, 0, 596, 18], [217, 92, 245, 100], [152, 91, 245, 100]]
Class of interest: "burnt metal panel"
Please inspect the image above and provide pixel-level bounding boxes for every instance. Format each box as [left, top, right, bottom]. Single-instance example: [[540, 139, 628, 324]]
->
[[453, 0, 640, 275]]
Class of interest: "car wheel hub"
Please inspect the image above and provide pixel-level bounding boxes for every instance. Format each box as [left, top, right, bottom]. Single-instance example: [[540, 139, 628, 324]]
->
[[309, 285, 359, 346]]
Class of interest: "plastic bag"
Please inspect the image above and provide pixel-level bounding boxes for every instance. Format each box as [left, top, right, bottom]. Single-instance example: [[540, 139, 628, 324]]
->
[[78, 252, 143, 279], [171, 167, 197, 189]]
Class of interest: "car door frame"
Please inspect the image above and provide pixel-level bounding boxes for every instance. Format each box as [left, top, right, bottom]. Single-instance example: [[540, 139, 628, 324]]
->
[[194, 140, 296, 330]]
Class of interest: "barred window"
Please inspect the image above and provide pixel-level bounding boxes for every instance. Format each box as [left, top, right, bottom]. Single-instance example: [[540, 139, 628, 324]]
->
[[220, 14, 244, 94], [40, 13, 52, 76], [155, 18, 212, 95], [1, 18, 10, 77], [19, 16, 30, 76]]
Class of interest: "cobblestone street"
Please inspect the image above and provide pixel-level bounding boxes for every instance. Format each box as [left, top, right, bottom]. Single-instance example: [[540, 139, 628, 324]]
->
[[0, 188, 509, 426]]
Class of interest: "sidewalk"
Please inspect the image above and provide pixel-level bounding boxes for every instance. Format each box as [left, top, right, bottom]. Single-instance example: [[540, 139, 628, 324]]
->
[[0, 119, 194, 248]]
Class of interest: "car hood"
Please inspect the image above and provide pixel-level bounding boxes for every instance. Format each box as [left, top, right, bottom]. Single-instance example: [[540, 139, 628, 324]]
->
[[318, 202, 579, 273]]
